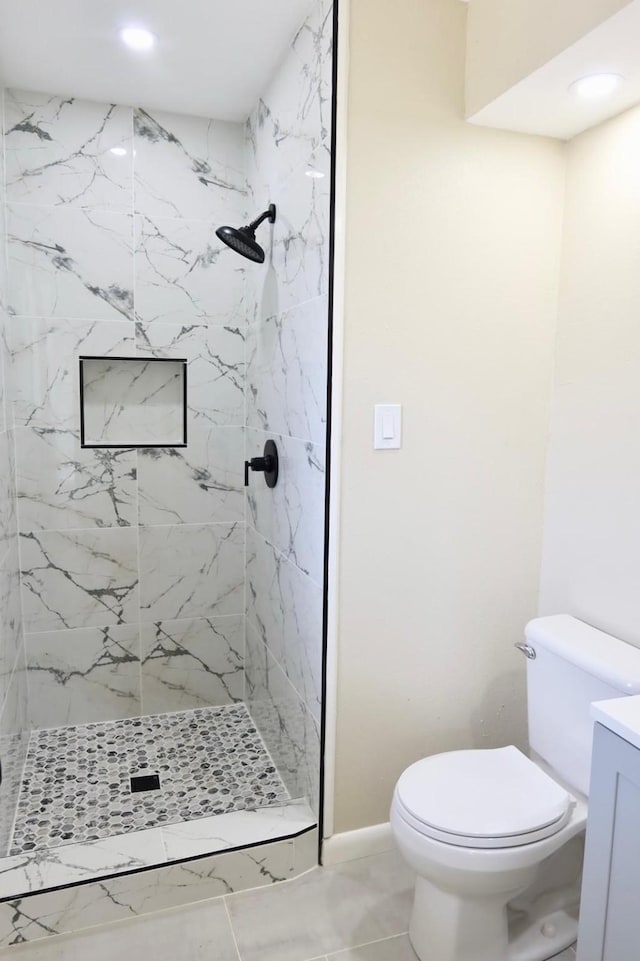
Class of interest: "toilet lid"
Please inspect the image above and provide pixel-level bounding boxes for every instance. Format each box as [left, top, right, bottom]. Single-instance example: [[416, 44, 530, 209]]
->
[[395, 746, 571, 846]]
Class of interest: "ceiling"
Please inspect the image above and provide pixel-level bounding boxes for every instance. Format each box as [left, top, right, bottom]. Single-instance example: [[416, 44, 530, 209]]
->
[[0, 0, 315, 121], [468, 0, 640, 140]]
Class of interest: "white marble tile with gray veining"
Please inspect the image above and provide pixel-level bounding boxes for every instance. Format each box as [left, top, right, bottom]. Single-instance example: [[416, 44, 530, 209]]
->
[[0, 124, 7, 300], [20, 527, 139, 633], [245, 622, 320, 813], [135, 214, 248, 326], [0, 665, 30, 861], [247, 0, 333, 193], [137, 425, 243, 526], [247, 428, 326, 586], [7, 204, 134, 321], [0, 655, 28, 860], [139, 522, 244, 622], [0, 828, 166, 902], [0, 853, 288, 951], [150, 835, 297, 903], [246, 295, 328, 445], [0, 254, 7, 324], [25, 624, 141, 728], [81, 357, 185, 447], [8, 318, 135, 430], [247, 528, 322, 722], [0, 429, 17, 549], [134, 108, 247, 221], [0, 727, 28, 859], [0, 321, 7, 432], [136, 321, 245, 428], [5, 90, 133, 211], [137, 837, 297, 902], [161, 802, 315, 861], [0, 543, 25, 708], [0, 801, 311, 918], [16, 427, 136, 531], [270, 145, 331, 315], [140, 615, 244, 713], [0, 642, 28, 745]]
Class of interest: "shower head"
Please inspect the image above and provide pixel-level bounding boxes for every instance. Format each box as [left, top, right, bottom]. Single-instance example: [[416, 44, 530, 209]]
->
[[216, 204, 276, 263]]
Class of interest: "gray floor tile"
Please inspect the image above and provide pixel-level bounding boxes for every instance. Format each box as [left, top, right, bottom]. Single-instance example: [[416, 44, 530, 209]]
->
[[1, 899, 239, 961], [226, 850, 414, 961], [325, 935, 574, 960], [327, 934, 417, 960]]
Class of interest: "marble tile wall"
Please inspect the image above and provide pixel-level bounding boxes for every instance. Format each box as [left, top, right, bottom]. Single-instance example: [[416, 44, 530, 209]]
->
[[3, 89, 249, 728], [0, 0, 332, 836], [243, 0, 333, 817], [0, 87, 30, 856]]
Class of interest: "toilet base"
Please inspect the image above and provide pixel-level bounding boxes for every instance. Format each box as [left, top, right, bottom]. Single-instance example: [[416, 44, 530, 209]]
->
[[408, 876, 578, 961], [508, 906, 577, 961], [409, 875, 514, 961]]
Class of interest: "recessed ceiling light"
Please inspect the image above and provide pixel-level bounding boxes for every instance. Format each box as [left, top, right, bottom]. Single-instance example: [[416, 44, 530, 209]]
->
[[569, 73, 623, 100], [110, 146, 127, 157], [119, 26, 156, 51]]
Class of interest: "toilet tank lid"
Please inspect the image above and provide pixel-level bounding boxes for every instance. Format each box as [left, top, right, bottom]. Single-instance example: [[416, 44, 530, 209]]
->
[[525, 615, 640, 694]]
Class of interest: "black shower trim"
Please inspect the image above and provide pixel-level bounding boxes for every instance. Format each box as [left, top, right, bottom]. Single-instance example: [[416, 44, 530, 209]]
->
[[78, 355, 188, 449], [317, 0, 340, 866]]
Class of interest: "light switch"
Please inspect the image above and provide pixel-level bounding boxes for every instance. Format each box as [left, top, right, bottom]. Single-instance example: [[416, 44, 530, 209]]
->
[[374, 404, 402, 450]]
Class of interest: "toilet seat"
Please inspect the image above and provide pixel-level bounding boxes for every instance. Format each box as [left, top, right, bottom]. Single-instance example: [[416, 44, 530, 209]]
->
[[395, 746, 573, 849]]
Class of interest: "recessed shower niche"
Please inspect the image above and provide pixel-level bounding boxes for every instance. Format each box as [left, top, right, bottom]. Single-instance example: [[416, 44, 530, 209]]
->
[[80, 356, 188, 448]]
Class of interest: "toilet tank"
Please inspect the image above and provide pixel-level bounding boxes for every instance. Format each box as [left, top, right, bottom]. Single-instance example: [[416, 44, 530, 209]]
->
[[525, 615, 640, 797]]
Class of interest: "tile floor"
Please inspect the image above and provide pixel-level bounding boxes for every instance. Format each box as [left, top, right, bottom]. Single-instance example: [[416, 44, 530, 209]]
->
[[0, 850, 578, 961], [11, 704, 289, 854]]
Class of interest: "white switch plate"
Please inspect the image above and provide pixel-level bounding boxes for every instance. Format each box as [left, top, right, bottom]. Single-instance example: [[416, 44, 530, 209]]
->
[[374, 404, 402, 450]]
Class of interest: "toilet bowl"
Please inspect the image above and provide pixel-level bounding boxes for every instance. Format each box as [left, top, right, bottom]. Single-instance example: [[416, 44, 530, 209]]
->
[[390, 746, 587, 961]]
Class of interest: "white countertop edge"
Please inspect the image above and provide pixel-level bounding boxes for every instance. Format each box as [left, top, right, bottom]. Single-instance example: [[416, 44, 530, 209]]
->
[[591, 694, 640, 752]]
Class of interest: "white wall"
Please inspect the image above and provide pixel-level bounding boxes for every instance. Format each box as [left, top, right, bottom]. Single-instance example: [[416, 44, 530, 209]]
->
[[539, 103, 640, 646], [333, 0, 566, 832]]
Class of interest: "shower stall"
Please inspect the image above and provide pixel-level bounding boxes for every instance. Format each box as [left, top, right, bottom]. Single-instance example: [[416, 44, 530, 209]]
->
[[0, 0, 334, 914]]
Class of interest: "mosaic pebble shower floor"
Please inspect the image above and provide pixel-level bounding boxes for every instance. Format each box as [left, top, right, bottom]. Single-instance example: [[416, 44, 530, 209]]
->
[[10, 704, 289, 855]]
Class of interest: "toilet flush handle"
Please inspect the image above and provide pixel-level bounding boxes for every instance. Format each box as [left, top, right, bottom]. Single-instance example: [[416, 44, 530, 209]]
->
[[514, 642, 536, 659]]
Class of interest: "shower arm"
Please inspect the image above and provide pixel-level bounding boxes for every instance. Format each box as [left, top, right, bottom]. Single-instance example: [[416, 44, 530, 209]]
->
[[247, 204, 277, 232]]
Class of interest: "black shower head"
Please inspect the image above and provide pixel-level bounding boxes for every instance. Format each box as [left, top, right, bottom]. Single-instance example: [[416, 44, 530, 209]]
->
[[216, 225, 265, 263], [216, 204, 276, 264]]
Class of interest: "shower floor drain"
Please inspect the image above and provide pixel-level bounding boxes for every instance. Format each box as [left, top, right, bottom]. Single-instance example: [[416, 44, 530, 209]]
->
[[130, 773, 161, 793]]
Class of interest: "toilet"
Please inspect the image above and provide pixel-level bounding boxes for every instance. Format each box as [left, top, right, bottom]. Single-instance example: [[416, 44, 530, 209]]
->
[[390, 615, 640, 961]]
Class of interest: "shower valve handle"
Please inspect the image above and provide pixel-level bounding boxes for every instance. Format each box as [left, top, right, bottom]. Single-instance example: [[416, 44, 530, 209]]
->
[[244, 440, 279, 489], [245, 455, 273, 483]]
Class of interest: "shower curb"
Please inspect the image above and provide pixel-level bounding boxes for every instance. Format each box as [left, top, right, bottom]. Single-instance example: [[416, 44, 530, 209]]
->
[[0, 828, 318, 949]]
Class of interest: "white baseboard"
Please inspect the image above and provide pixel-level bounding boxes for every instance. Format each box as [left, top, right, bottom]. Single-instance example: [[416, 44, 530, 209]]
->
[[321, 822, 394, 865]]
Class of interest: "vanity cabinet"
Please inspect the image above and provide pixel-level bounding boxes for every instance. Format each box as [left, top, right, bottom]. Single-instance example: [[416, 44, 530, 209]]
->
[[577, 722, 640, 961]]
